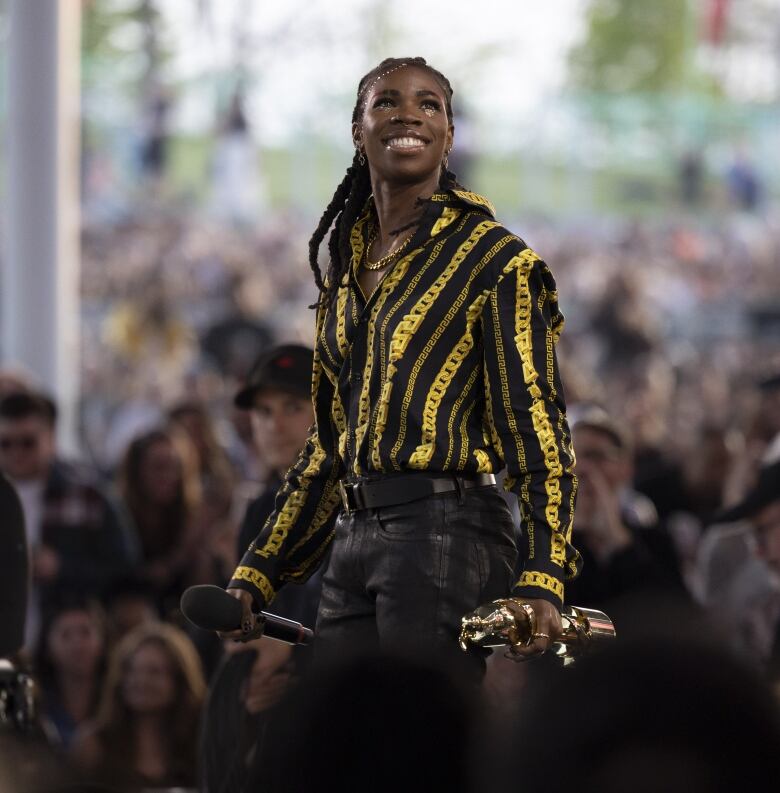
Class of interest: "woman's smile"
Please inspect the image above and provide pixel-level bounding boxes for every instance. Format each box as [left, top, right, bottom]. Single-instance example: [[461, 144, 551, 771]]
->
[[383, 132, 431, 152]]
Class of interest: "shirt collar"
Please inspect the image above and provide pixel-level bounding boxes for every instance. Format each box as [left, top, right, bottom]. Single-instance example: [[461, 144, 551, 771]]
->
[[349, 187, 496, 278], [355, 187, 495, 232]]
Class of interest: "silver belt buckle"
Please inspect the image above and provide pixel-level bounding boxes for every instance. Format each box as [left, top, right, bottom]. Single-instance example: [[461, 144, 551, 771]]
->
[[339, 480, 354, 515]]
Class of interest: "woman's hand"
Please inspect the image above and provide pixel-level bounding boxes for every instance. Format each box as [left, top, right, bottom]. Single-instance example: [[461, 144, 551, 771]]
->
[[217, 588, 259, 640], [504, 598, 563, 660]]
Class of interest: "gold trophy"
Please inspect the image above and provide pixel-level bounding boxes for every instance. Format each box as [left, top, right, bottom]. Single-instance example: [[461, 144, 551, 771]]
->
[[459, 600, 615, 665]]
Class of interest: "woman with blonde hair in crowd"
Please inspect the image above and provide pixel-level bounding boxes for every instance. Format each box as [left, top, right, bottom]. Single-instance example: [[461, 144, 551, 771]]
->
[[71, 622, 206, 790]]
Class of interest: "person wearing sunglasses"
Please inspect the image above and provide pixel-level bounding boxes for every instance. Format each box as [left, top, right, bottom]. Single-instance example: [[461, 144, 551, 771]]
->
[[0, 391, 135, 649]]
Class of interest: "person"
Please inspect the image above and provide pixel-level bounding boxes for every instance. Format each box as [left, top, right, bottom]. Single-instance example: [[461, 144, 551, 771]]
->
[[234, 343, 323, 627], [502, 633, 780, 793], [225, 57, 580, 677], [0, 392, 135, 648], [168, 399, 237, 523], [71, 622, 206, 790], [168, 399, 239, 582], [200, 636, 295, 793], [102, 575, 160, 642], [696, 456, 780, 673], [566, 405, 682, 612], [34, 597, 108, 749], [252, 652, 475, 793], [116, 428, 214, 614], [199, 344, 319, 793]]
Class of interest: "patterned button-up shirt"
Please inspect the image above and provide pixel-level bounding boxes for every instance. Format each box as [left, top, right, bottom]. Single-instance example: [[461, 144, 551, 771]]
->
[[230, 188, 581, 608]]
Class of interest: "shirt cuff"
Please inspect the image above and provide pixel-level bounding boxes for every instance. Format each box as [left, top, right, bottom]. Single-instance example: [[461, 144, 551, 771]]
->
[[512, 570, 564, 609], [229, 565, 276, 609]]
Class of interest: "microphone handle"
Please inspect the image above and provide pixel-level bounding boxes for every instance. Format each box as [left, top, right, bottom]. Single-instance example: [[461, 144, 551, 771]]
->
[[240, 611, 314, 646]]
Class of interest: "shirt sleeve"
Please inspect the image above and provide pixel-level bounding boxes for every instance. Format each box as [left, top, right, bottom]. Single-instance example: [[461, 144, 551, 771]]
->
[[481, 244, 581, 609], [228, 307, 344, 609]]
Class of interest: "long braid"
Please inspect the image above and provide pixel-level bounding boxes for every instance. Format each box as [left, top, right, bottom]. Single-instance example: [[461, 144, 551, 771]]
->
[[307, 154, 361, 304], [334, 162, 372, 276], [308, 57, 456, 308]]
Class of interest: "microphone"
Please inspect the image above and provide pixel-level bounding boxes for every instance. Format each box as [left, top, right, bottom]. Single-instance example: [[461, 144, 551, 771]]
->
[[0, 473, 29, 658], [180, 585, 313, 646]]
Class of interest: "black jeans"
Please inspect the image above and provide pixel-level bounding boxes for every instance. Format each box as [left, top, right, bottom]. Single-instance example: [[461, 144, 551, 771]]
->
[[315, 483, 518, 679]]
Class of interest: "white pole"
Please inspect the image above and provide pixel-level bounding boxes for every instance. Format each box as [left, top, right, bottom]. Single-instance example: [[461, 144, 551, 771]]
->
[[2, 0, 81, 454]]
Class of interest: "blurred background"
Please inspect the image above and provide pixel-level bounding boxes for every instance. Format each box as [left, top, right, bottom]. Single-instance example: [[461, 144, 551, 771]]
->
[[2, 2, 780, 789], [1, 0, 779, 471], [0, 0, 778, 465]]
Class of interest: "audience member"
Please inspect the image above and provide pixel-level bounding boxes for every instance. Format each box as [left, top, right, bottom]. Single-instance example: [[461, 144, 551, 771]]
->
[[696, 456, 780, 673], [566, 406, 683, 614], [168, 399, 238, 582], [234, 343, 322, 627], [168, 399, 237, 517], [34, 597, 108, 749], [102, 576, 160, 642], [0, 392, 135, 648], [71, 623, 206, 791], [117, 428, 214, 614], [254, 653, 475, 793], [681, 423, 735, 526], [0, 733, 86, 793], [198, 345, 320, 791], [200, 636, 294, 793], [502, 631, 780, 793]]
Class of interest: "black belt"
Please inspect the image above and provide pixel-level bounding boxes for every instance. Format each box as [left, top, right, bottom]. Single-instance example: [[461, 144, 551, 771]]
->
[[338, 472, 496, 515]]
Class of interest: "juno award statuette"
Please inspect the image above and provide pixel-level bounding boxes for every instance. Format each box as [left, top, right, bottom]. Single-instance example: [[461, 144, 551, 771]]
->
[[459, 600, 615, 665]]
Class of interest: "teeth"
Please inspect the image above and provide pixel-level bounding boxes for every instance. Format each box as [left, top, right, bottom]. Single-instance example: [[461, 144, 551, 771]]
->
[[386, 136, 426, 149]]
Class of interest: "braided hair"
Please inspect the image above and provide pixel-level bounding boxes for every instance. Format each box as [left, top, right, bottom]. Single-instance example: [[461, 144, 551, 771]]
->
[[308, 57, 460, 308]]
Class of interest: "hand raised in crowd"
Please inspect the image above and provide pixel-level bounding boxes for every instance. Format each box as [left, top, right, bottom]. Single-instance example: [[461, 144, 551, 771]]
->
[[575, 465, 632, 562]]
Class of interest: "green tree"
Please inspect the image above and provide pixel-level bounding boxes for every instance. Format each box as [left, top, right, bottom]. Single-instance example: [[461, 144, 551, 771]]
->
[[569, 0, 693, 93]]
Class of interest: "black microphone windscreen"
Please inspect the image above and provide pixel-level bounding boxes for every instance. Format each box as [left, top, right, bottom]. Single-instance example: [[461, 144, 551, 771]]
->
[[0, 474, 29, 657], [181, 584, 243, 632]]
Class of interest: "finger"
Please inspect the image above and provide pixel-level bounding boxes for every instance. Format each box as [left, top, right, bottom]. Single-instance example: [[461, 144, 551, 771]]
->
[[507, 634, 551, 659], [504, 645, 546, 663], [241, 607, 256, 634], [531, 609, 563, 642]]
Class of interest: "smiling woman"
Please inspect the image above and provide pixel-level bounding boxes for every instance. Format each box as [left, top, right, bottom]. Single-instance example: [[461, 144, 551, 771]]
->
[[225, 57, 582, 680]]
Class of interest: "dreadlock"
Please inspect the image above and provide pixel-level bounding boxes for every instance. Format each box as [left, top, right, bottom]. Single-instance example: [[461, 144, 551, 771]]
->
[[308, 57, 459, 309]]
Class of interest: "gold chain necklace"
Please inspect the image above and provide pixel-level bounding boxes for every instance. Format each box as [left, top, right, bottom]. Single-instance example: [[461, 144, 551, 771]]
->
[[363, 225, 413, 271]]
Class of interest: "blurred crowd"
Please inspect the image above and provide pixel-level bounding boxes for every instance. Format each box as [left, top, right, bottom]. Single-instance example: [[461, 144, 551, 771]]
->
[[2, 201, 780, 792]]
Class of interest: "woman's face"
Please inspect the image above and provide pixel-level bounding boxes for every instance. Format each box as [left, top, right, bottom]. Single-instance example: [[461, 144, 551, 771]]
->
[[122, 641, 177, 714], [355, 65, 454, 187], [139, 439, 182, 506], [47, 609, 104, 676]]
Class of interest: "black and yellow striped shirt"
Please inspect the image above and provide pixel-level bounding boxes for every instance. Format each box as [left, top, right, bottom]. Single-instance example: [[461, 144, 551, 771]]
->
[[230, 188, 581, 608]]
